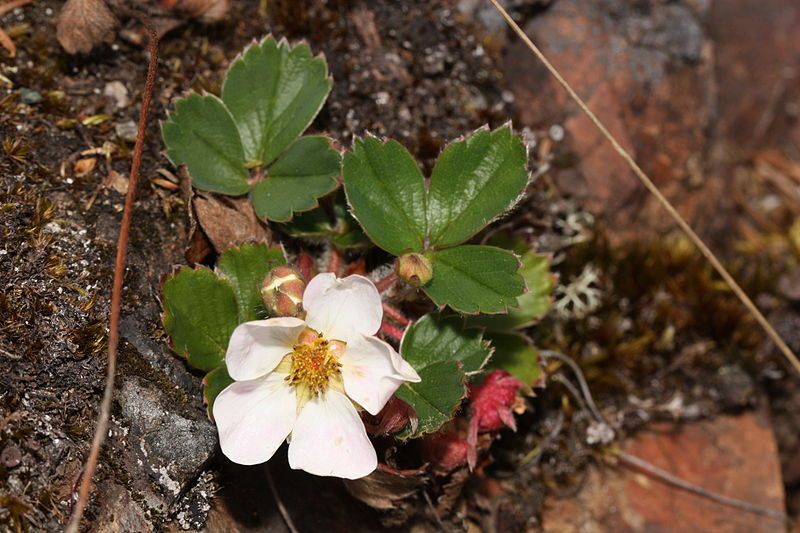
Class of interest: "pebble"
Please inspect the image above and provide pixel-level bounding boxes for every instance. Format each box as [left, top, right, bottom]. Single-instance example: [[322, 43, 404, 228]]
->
[[1, 445, 22, 468], [115, 120, 139, 143], [104, 81, 131, 110]]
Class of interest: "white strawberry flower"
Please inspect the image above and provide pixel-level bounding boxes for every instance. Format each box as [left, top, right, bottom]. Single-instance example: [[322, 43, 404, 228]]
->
[[213, 273, 420, 479]]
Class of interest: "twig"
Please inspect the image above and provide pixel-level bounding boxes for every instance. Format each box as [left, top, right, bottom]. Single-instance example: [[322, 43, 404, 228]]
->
[[327, 246, 342, 276], [611, 448, 787, 522], [0, 27, 15, 56], [379, 322, 405, 343], [487, 0, 800, 376], [265, 463, 300, 533], [0, 0, 33, 18], [65, 26, 159, 533], [382, 302, 410, 326], [375, 271, 397, 293], [540, 350, 607, 425], [541, 351, 786, 522]]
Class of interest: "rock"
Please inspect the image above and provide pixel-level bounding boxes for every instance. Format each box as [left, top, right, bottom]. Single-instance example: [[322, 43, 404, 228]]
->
[[504, 0, 712, 236], [19, 88, 43, 105], [0, 445, 22, 468], [541, 411, 786, 532], [709, 0, 800, 149], [104, 80, 130, 110], [94, 481, 153, 533], [117, 377, 216, 503], [115, 120, 138, 143]]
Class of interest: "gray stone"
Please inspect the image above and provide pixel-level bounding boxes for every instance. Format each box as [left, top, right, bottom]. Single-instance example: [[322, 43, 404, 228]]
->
[[117, 377, 216, 501]]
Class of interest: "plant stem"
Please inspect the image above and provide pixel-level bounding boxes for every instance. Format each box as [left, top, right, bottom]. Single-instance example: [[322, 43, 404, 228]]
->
[[382, 302, 410, 326]]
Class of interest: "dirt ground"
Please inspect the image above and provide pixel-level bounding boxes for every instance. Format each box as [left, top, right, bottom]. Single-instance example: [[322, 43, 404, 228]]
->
[[2, 0, 800, 531]]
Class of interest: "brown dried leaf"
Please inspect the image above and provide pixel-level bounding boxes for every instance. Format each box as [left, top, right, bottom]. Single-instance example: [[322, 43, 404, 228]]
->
[[57, 0, 119, 54], [160, 0, 229, 22], [193, 193, 271, 253], [344, 464, 427, 526], [73, 157, 97, 177]]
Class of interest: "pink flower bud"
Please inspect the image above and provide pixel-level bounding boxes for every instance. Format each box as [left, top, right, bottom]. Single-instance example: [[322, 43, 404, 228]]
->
[[260, 266, 306, 317], [395, 253, 433, 287]]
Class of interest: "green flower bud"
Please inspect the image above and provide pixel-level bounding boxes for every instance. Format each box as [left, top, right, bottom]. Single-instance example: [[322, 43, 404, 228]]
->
[[396, 253, 433, 287], [261, 266, 306, 317]]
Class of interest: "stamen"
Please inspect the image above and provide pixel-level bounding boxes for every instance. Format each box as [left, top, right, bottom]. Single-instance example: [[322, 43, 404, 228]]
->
[[284, 330, 344, 397]]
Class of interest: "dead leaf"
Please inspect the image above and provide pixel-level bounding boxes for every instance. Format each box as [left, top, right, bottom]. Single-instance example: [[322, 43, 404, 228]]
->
[[57, 0, 119, 55], [160, 0, 229, 22], [344, 464, 428, 526], [193, 193, 271, 253], [73, 157, 97, 177], [104, 170, 128, 195]]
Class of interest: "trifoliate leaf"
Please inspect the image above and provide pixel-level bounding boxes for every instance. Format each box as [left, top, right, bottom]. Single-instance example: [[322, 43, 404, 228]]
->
[[468, 234, 553, 330], [400, 313, 492, 374], [427, 126, 528, 248], [162, 94, 250, 195], [423, 245, 525, 314], [395, 362, 465, 439], [250, 136, 340, 222], [162, 267, 239, 371], [222, 37, 332, 165], [343, 136, 427, 255], [217, 243, 287, 322], [203, 364, 234, 420], [484, 332, 542, 385]]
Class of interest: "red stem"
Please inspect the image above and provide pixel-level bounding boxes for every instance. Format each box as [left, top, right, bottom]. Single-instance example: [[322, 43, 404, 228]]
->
[[66, 28, 159, 533], [297, 252, 314, 282], [327, 247, 342, 276], [379, 322, 405, 343], [382, 302, 410, 326], [375, 271, 398, 293]]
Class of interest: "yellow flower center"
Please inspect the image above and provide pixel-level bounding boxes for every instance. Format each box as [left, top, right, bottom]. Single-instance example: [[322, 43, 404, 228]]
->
[[280, 328, 345, 401]]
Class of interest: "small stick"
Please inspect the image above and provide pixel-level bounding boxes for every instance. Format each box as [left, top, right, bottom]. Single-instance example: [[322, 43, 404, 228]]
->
[[488, 0, 800, 376], [265, 463, 300, 533], [612, 448, 787, 521], [0, 27, 16, 56], [382, 302, 410, 326], [379, 322, 405, 343], [327, 246, 342, 276], [65, 26, 159, 533], [375, 271, 398, 293]]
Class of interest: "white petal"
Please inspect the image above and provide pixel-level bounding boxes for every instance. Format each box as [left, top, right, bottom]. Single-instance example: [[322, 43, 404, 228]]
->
[[213, 373, 297, 466], [226, 317, 306, 380], [340, 335, 420, 415], [303, 273, 383, 341], [288, 390, 377, 479]]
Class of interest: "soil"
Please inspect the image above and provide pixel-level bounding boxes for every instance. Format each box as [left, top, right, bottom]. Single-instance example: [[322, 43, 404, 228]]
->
[[1, 0, 800, 532]]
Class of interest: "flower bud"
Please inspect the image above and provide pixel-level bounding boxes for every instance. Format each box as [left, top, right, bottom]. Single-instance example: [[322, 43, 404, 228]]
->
[[396, 253, 433, 287], [260, 266, 305, 317]]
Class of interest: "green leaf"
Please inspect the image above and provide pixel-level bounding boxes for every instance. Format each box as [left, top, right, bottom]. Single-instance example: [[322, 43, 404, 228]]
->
[[485, 332, 542, 385], [468, 235, 553, 330], [162, 94, 250, 195], [343, 136, 427, 255], [222, 37, 332, 165], [423, 245, 525, 314], [162, 267, 239, 371], [285, 191, 371, 249], [395, 362, 465, 439], [217, 243, 287, 322], [203, 364, 234, 420], [250, 136, 340, 222], [400, 313, 491, 374], [427, 126, 528, 248]]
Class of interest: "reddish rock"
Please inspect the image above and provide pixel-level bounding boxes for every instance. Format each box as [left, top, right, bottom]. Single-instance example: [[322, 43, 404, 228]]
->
[[541, 411, 786, 532], [505, 0, 712, 235], [710, 0, 800, 149]]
